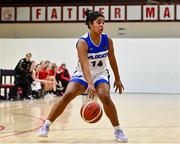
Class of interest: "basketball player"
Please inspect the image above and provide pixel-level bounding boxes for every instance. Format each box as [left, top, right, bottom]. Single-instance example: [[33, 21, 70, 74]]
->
[[38, 9, 128, 142]]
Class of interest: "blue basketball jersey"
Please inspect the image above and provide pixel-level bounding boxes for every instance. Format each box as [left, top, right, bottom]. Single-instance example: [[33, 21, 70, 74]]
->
[[76, 32, 109, 75]]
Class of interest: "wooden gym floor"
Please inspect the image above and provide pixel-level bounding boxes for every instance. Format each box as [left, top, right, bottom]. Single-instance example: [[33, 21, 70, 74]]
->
[[0, 93, 179, 144]]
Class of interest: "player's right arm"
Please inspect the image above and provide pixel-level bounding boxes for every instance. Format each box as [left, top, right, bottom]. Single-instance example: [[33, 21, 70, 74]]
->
[[76, 39, 96, 97]]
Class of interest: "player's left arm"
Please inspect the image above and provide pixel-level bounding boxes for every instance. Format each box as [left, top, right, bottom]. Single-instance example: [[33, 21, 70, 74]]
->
[[108, 37, 124, 94]]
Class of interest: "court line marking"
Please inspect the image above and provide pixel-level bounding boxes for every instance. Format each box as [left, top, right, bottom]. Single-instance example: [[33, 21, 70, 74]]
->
[[0, 125, 5, 131], [0, 113, 45, 139], [0, 125, 179, 133]]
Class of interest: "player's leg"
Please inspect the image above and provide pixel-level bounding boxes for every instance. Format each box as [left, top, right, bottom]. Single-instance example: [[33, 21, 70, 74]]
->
[[96, 83, 119, 126], [38, 81, 86, 137], [96, 83, 128, 142], [47, 82, 86, 122]]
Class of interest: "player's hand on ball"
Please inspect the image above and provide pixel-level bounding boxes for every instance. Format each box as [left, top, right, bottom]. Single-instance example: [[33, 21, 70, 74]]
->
[[86, 84, 96, 99]]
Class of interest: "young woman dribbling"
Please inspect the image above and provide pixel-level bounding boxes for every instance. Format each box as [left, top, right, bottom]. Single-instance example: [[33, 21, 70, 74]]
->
[[38, 9, 128, 142]]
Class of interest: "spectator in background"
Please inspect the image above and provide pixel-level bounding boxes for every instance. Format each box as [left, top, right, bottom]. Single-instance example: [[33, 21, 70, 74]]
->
[[29, 61, 42, 99], [58, 63, 70, 93], [46, 62, 58, 95], [9, 53, 32, 100], [38, 61, 47, 80], [45, 60, 51, 68], [34, 63, 47, 97], [37, 61, 52, 94], [36, 61, 58, 96]]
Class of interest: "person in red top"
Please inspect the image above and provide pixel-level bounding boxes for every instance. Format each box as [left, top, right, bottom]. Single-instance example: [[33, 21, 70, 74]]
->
[[36, 61, 53, 94], [38, 61, 47, 80], [47, 68, 54, 77], [46, 63, 57, 94], [58, 63, 70, 93], [47, 63, 57, 77]]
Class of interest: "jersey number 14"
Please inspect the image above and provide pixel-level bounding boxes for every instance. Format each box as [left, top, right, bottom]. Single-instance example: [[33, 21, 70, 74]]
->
[[91, 60, 103, 67]]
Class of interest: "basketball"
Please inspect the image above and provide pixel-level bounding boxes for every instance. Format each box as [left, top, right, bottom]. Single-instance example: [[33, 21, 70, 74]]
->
[[80, 101, 103, 123]]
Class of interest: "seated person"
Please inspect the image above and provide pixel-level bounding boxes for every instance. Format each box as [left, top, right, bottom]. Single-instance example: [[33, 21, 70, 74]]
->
[[58, 63, 71, 93]]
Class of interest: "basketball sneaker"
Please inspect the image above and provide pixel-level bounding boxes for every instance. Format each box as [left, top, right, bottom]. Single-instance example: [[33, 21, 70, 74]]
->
[[38, 124, 49, 137], [114, 129, 128, 142]]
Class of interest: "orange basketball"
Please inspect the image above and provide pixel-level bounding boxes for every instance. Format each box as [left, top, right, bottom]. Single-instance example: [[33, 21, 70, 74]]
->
[[80, 101, 103, 123]]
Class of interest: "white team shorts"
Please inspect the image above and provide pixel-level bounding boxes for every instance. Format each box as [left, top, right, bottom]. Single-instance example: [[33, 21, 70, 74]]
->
[[70, 70, 110, 88]]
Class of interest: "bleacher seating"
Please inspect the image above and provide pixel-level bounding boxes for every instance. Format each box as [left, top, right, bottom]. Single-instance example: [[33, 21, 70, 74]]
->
[[0, 69, 15, 100]]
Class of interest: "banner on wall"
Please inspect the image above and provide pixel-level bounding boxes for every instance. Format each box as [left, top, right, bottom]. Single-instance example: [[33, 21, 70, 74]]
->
[[1, 7, 15, 21], [0, 4, 180, 22]]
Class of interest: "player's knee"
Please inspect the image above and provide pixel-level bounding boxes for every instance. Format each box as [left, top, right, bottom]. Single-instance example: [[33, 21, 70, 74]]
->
[[99, 93, 111, 105]]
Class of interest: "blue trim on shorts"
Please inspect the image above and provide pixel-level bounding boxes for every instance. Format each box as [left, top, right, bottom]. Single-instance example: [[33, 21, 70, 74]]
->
[[94, 79, 109, 88], [70, 79, 88, 88]]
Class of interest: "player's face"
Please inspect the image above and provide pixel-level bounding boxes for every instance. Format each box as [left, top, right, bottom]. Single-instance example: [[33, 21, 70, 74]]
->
[[91, 16, 105, 35]]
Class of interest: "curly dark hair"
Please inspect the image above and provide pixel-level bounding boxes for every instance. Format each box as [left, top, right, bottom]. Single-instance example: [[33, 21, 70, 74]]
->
[[85, 9, 104, 29]]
